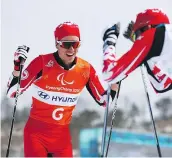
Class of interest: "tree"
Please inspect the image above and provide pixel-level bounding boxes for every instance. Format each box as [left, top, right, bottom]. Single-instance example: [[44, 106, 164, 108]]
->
[[126, 103, 140, 129], [15, 107, 30, 123], [155, 98, 172, 120], [71, 110, 101, 128], [107, 109, 125, 128], [1, 95, 13, 121]]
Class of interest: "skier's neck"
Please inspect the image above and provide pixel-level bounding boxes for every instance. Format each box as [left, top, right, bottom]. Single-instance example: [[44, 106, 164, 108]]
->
[[53, 52, 77, 70]]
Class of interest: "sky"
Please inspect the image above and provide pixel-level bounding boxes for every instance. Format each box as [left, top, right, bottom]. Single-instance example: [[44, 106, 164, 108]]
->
[[1, 0, 172, 111]]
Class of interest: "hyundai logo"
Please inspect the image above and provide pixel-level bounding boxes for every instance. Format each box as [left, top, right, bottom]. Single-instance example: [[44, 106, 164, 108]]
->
[[38, 91, 50, 100]]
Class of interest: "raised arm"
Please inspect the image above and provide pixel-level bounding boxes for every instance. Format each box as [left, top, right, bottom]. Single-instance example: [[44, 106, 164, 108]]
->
[[7, 46, 43, 98], [102, 23, 154, 84]]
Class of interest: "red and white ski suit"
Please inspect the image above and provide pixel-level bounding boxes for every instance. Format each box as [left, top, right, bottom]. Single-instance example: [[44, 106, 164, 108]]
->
[[103, 24, 172, 93], [7, 52, 110, 157]]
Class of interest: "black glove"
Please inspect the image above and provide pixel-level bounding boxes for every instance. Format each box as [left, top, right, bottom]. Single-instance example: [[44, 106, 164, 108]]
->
[[123, 21, 135, 42], [103, 22, 120, 47]]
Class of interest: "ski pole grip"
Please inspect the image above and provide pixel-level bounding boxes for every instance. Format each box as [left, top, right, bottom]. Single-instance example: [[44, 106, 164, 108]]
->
[[19, 57, 25, 65]]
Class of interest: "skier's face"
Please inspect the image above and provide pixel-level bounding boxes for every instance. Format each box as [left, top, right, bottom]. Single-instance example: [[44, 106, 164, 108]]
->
[[133, 25, 151, 41], [56, 36, 80, 65]]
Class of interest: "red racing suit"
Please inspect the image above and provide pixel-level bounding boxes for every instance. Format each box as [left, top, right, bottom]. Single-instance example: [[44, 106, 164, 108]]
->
[[7, 52, 114, 157]]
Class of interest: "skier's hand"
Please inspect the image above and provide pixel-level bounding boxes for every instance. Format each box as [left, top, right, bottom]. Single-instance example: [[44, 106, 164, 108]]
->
[[103, 22, 120, 50], [110, 83, 119, 100], [101, 83, 119, 107], [14, 45, 30, 71], [123, 21, 135, 42]]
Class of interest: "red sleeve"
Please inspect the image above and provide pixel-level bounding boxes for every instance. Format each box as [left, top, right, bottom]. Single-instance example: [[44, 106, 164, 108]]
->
[[104, 29, 156, 83], [7, 56, 43, 97], [86, 64, 106, 106], [20, 56, 43, 90]]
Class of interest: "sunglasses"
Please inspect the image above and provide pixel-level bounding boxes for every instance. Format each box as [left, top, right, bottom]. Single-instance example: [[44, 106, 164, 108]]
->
[[134, 25, 151, 41], [56, 41, 80, 49]]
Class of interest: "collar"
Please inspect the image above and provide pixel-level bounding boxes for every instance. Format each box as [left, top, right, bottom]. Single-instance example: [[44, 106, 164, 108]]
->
[[53, 51, 77, 70]]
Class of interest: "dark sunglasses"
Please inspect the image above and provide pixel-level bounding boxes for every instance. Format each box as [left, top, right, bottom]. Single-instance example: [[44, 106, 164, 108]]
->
[[56, 41, 80, 49], [134, 25, 151, 40]]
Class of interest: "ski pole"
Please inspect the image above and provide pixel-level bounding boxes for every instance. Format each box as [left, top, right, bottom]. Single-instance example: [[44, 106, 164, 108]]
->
[[101, 84, 111, 157], [6, 60, 25, 157], [105, 81, 121, 157], [140, 65, 162, 157]]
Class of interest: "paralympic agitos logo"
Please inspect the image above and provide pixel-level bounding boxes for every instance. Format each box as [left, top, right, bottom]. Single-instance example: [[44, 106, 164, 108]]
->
[[57, 73, 74, 86]]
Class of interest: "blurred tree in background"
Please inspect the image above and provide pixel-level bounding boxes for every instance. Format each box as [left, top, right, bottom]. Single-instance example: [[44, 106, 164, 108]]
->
[[1, 95, 13, 121], [155, 97, 172, 120]]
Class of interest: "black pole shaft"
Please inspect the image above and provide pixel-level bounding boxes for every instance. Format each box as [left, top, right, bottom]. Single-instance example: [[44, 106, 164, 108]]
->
[[101, 84, 111, 157], [141, 65, 162, 157], [6, 106, 17, 157], [6, 64, 24, 157], [145, 92, 162, 157], [105, 108, 116, 157], [105, 82, 121, 157]]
